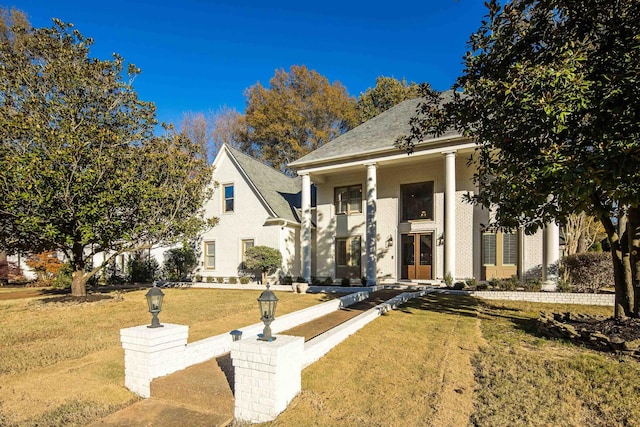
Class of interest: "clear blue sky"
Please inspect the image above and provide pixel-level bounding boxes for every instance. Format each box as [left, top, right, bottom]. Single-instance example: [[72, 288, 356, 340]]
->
[[7, 0, 489, 127]]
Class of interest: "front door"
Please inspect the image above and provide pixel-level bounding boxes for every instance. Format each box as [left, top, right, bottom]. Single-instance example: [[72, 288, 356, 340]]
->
[[401, 233, 433, 280]]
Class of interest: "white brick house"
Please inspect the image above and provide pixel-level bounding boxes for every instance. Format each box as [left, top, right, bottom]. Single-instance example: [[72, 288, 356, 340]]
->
[[289, 97, 559, 285]]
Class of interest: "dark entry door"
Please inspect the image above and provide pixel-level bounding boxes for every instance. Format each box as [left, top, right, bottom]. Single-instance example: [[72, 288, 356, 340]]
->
[[401, 233, 433, 280]]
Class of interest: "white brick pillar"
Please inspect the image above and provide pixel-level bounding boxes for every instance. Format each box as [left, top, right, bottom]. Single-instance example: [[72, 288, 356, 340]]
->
[[365, 163, 377, 286], [231, 335, 304, 423], [120, 323, 188, 398], [301, 173, 312, 283], [444, 151, 457, 280], [542, 221, 560, 291]]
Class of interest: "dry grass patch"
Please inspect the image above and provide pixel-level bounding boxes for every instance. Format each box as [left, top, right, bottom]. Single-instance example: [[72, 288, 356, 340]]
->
[[262, 294, 483, 427], [0, 288, 323, 426], [473, 300, 640, 427]]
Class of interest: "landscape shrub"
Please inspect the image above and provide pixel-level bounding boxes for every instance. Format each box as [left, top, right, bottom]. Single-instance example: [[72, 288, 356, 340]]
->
[[216, 276, 224, 283], [228, 277, 237, 284], [466, 277, 479, 289], [476, 282, 489, 291], [324, 277, 334, 285], [312, 277, 323, 286], [26, 251, 63, 286], [522, 279, 542, 292], [563, 252, 613, 293], [361, 276, 368, 286], [205, 276, 215, 283], [444, 272, 453, 287], [53, 263, 73, 289], [295, 276, 306, 283], [127, 252, 159, 283], [281, 275, 293, 285], [194, 274, 202, 282], [239, 276, 250, 284], [341, 277, 350, 287], [453, 281, 466, 290]]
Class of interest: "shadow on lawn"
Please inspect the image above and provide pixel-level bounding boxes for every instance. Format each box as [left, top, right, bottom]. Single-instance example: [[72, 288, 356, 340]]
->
[[397, 293, 479, 319]]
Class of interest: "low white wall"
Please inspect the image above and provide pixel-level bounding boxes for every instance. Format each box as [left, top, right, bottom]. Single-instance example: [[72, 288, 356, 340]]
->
[[158, 291, 371, 370], [437, 290, 615, 306]]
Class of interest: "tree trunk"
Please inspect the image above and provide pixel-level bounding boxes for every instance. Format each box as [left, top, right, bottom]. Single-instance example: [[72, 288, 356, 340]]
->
[[629, 206, 640, 317], [71, 270, 87, 297], [600, 212, 633, 318]]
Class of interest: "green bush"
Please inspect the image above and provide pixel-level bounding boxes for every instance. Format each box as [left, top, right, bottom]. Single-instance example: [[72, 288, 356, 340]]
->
[[194, 274, 202, 283], [295, 276, 306, 283], [453, 281, 466, 290], [281, 275, 293, 285], [228, 277, 237, 284], [239, 276, 250, 284], [205, 276, 215, 283], [53, 263, 73, 289], [324, 277, 334, 285], [341, 277, 350, 287], [244, 246, 282, 284], [312, 277, 323, 286], [127, 252, 159, 283], [216, 276, 224, 283], [163, 242, 197, 281], [444, 272, 454, 287], [523, 279, 542, 292], [466, 278, 479, 289], [476, 282, 489, 291]]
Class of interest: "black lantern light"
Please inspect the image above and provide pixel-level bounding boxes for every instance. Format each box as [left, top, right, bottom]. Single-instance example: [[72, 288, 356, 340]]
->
[[257, 283, 278, 341], [145, 284, 165, 328]]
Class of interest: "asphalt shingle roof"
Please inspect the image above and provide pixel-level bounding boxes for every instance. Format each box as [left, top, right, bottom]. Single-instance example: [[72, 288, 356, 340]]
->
[[225, 145, 301, 223], [289, 92, 460, 168]]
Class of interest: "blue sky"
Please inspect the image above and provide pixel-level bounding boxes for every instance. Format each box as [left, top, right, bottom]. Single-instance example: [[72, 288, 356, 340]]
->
[[7, 1, 489, 127]]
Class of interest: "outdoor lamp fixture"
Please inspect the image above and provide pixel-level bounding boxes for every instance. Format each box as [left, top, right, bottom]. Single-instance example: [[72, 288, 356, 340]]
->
[[385, 235, 394, 248], [145, 284, 165, 328], [257, 283, 279, 342]]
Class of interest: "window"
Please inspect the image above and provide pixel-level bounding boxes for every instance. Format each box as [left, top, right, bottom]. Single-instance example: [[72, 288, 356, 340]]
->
[[223, 184, 234, 213], [401, 181, 434, 221], [204, 241, 215, 269], [482, 233, 497, 266], [241, 239, 254, 269], [502, 233, 517, 265], [335, 185, 362, 215], [336, 236, 361, 267]]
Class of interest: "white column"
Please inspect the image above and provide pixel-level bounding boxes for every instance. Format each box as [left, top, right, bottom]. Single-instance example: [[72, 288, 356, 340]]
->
[[232, 335, 304, 423], [120, 324, 189, 398], [542, 221, 560, 290], [365, 163, 377, 286], [301, 173, 312, 283], [444, 152, 456, 280]]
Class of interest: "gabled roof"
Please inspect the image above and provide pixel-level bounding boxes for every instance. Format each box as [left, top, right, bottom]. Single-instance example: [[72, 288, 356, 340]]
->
[[289, 92, 461, 169], [223, 145, 302, 223]]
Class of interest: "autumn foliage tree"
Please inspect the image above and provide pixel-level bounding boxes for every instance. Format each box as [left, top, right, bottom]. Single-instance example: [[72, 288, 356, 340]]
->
[[0, 10, 214, 296], [25, 251, 63, 286], [243, 65, 358, 172], [356, 76, 420, 124], [397, 0, 640, 318]]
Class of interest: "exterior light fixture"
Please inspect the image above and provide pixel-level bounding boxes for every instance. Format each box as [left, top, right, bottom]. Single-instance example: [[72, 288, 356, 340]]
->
[[386, 235, 393, 248], [145, 284, 165, 328], [257, 283, 278, 341]]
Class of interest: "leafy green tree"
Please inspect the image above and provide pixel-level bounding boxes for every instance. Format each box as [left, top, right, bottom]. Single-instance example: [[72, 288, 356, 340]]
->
[[396, 0, 640, 318], [127, 251, 159, 283], [244, 65, 358, 172], [356, 76, 420, 123], [162, 242, 198, 281], [244, 246, 282, 285], [0, 10, 214, 296]]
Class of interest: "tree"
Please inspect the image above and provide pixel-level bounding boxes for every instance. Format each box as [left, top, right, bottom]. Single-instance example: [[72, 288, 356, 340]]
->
[[25, 251, 63, 286], [162, 242, 197, 281], [563, 212, 604, 256], [244, 246, 282, 285], [356, 76, 420, 123], [0, 11, 214, 296], [396, 0, 640, 318], [244, 65, 358, 172]]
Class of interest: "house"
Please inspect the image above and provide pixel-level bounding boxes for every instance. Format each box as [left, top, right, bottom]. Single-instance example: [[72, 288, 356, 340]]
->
[[288, 97, 560, 286], [198, 144, 311, 282]]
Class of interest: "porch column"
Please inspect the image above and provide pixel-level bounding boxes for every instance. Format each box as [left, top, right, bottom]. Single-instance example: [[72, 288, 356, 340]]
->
[[444, 151, 456, 280], [542, 221, 559, 290], [301, 173, 312, 283], [365, 163, 377, 286]]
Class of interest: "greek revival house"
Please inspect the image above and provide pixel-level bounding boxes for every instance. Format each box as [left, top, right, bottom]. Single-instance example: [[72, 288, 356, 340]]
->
[[288, 98, 559, 285]]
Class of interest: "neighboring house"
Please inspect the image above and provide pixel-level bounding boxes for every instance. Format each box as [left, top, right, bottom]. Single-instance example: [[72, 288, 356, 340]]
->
[[198, 145, 311, 282], [289, 96, 560, 285]]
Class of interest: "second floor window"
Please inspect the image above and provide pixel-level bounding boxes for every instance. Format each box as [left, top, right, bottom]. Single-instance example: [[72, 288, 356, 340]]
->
[[401, 181, 434, 221], [335, 185, 362, 215], [223, 184, 234, 213]]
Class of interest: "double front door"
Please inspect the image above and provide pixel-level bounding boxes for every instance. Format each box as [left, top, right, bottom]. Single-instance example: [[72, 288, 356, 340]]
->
[[401, 233, 433, 280]]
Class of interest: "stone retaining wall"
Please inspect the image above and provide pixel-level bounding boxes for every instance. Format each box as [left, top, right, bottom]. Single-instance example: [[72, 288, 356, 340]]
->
[[437, 289, 615, 306]]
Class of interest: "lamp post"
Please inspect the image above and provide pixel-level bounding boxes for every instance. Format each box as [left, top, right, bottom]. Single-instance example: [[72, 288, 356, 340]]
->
[[257, 283, 278, 341], [145, 284, 164, 328]]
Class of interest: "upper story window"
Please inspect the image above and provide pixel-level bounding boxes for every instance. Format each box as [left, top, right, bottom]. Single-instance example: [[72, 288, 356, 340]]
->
[[401, 181, 434, 221], [223, 184, 234, 213], [335, 185, 362, 215]]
